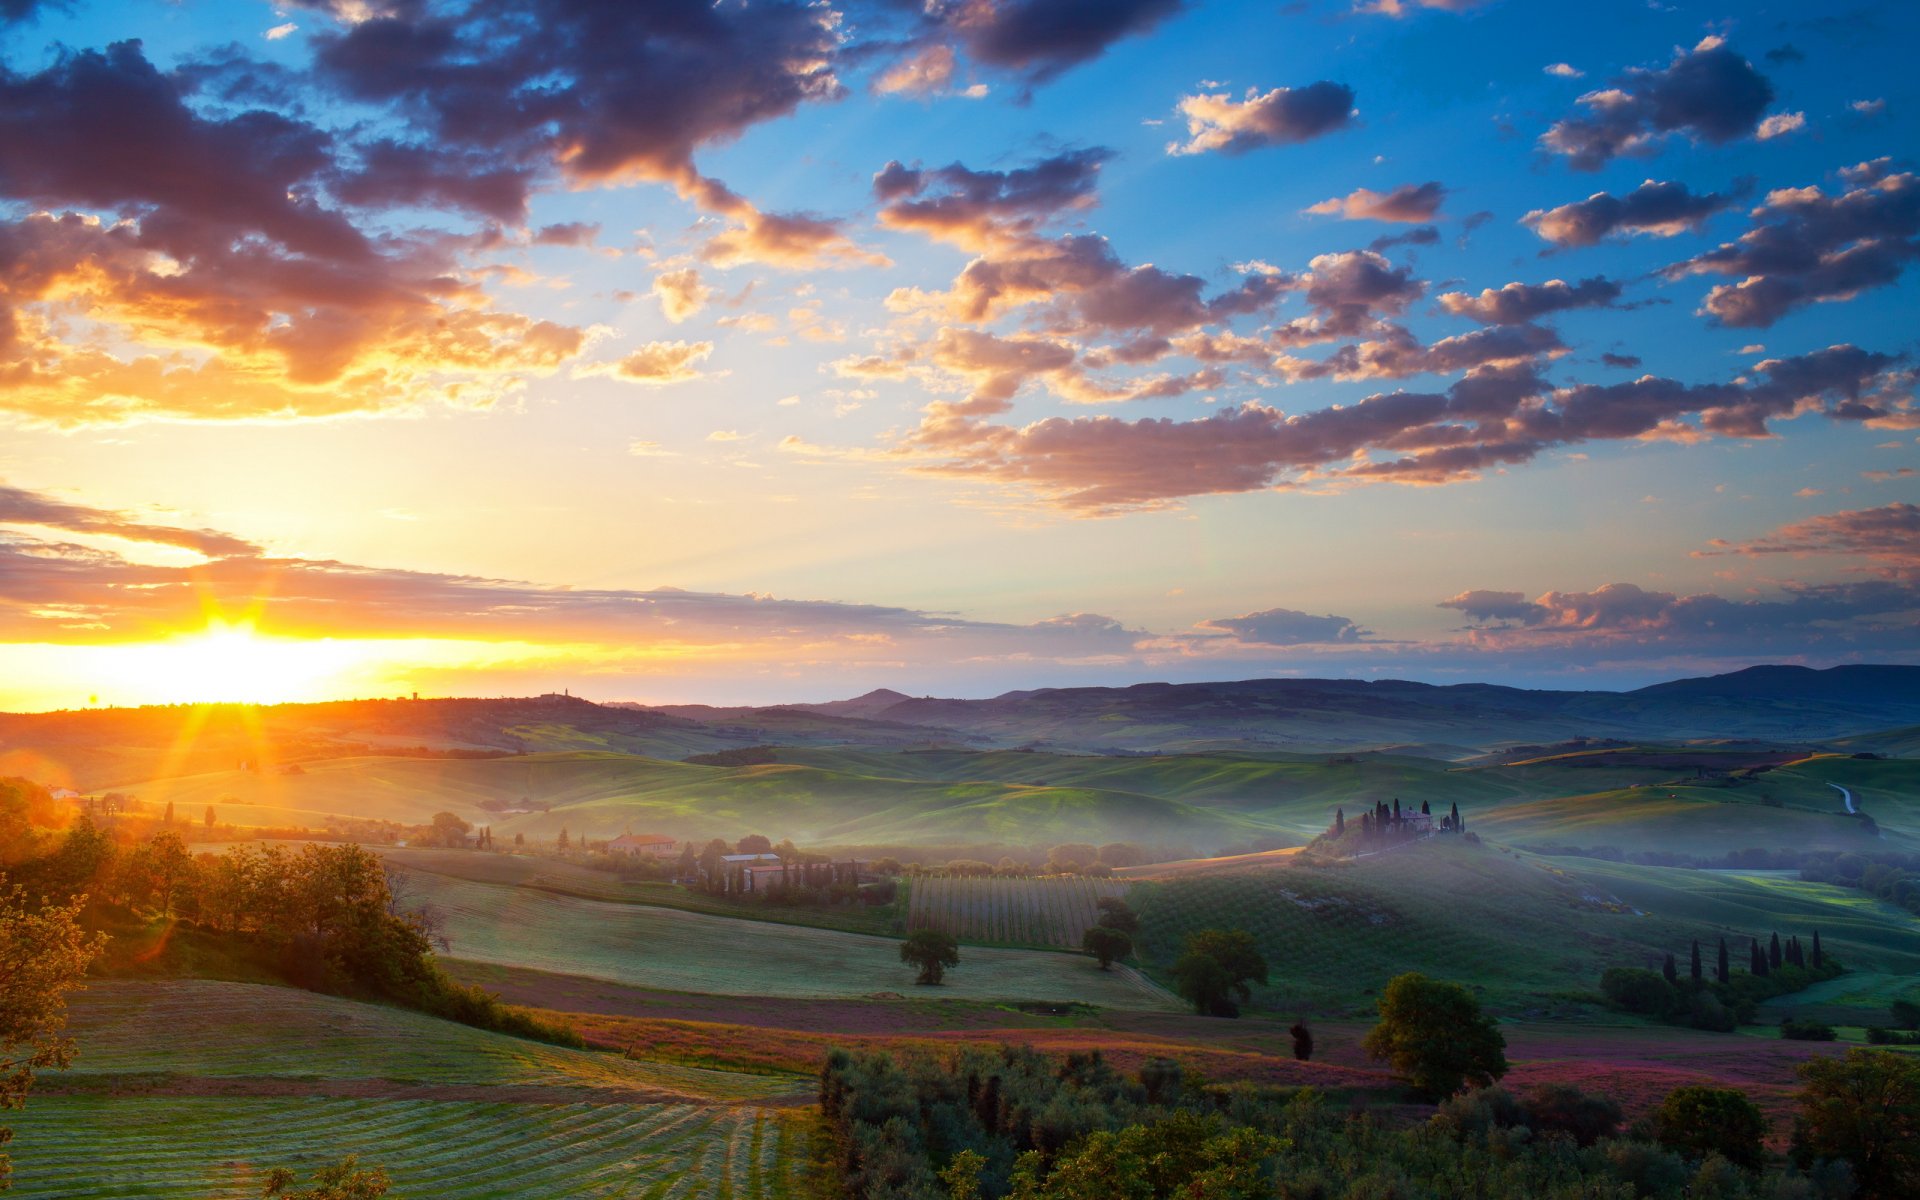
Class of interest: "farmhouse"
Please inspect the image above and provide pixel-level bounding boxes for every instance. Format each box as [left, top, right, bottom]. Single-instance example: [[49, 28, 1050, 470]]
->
[[607, 833, 679, 858]]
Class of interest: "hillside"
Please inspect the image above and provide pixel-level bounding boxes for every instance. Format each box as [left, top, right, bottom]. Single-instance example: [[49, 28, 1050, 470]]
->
[[11, 979, 804, 1199]]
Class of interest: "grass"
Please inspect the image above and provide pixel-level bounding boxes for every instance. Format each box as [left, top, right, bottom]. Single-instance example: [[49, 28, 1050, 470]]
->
[[408, 870, 1180, 1010], [905, 874, 1130, 948], [8, 1097, 802, 1199], [379, 846, 902, 937], [1128, 839, 1920, 1016], [61, 980, 795, 1101], [113, 745, 1920, 857], [8, 978, 808, 1199]]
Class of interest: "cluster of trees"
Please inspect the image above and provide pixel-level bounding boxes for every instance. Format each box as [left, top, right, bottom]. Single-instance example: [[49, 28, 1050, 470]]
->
[[1599, 931, 1842, 1031], [821, 1033, 1920, 1199], [680, 835, 891, 907], [3, 800, 575, 1048], [1800, 852, 1920, 918], [1079, 897, 1135, 969], [1864, 997, 1920, 1046], [1324, 798, 1463, 849], [932, 843, 1152, 879]]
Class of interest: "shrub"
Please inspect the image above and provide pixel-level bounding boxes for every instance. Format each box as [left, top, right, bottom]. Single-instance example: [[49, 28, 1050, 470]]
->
[[1779, 1018, 1836, 1041], [1649, 1085, 1768, 1169], [1524, 1082, 1623, 1147]]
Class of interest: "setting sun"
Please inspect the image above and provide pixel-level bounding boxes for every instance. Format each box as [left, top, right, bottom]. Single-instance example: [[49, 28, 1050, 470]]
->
[[90, 621, 374, 706]]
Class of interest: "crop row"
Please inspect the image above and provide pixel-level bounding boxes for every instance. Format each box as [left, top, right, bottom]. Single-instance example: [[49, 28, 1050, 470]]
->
[[907, 875, 1131, 947], [7, 1097, 802, 1200]]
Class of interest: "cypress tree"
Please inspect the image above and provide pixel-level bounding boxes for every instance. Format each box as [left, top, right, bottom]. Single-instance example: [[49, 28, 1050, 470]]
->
[[1690, 940, 1702, 982], [1450, 801, 1461, 832], [1421, 800, 1431, 815], [1662, 952, 1678, 984], [1769, 932, 1782, 970], [1717, 937, 1730, 984], [1750, 938, 1765, 975], [1812, 930, 1823, 968], [1334, 808, 1345, 836]]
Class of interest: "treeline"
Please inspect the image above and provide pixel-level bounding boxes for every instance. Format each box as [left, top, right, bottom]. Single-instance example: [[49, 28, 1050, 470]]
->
[[1599, 931, 1841, 1031], [819, 1043, 1920, 1199], [1799, 852, 1920, 918], [0, 783, 576, 1047]]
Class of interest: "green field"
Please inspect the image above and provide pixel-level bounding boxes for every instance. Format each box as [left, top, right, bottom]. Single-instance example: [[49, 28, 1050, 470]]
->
[[8, 980, 804, 1199], [408, 869, 1178, 1009], [117, 741, 1918, 859], [906, 874, 1129, 948], [1130, 840, 1920, 1015]]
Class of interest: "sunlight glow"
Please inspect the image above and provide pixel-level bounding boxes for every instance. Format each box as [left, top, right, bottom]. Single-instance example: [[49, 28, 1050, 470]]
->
[[93, 621, 377, 705]]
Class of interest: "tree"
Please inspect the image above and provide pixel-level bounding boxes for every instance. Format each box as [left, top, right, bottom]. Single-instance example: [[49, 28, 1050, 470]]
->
[[205, 805, 216, 832], [1812, 929, 1823, 969], [1333, 808, 1345, 836], [427, 812, 471, 848], [1289, 1021, 1313, 1061], [162, 800, 174, 825], [1362, 972, 1508, 1100], [0, 886, 106, 1187], [1081, 926, 1131, 969], [1770, 931, 1783, 970], [1662, 952, 1678, 984], [556, 827, 571, 851], [144, 831, 192, 917], [261, 1156, 391, 1199], [1449, 801, 1461, 832], [1793, 1049, 1920, 1198], [1648, 1085, 1767, 1169], [735, 834, 773, 855], [1751, 938, 1767, 976], [1095, 896, 1139, 935], [1691, 940, 1703, 982], [1172, 930, 1267, 1017], [900, 929, 959, 985], [1717, 937, 1731, 984]]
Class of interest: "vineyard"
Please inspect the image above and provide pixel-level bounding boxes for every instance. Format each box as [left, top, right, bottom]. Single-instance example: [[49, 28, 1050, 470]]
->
[[12, 980, 807, 1199], [907, 874, 1131, 948], [10, 1098, 801, 1200]]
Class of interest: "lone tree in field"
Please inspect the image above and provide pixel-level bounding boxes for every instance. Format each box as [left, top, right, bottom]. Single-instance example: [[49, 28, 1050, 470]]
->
[[1095, 896, 1139, 935], [1290, 1020, 1314, 1061], [900, 929, 960, 985], [1171, 929, 1267, 1017], [0, 886, 106, 1185], [1081, 926, 1131, 969], [1362, 972, 1508, 1100]]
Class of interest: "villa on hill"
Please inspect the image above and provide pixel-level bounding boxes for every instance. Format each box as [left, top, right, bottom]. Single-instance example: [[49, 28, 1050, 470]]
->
[[607, 833, 679, 858]]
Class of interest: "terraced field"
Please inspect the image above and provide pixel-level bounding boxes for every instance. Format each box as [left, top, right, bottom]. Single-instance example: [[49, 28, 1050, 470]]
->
[[907, 874, 1130, 948], [411, 871, 1179, 1010], [9, 980, 805, 1199]]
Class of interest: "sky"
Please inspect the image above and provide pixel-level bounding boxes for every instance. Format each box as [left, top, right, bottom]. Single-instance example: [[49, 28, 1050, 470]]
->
[[0, 0, 1915, 710]]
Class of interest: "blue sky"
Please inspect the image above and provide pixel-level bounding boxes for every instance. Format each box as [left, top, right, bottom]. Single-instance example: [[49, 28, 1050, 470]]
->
[[0, 0, 1914, 707]]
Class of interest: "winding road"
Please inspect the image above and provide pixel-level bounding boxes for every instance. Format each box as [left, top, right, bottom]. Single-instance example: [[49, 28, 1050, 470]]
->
[[1830, 782, 1856, 814]]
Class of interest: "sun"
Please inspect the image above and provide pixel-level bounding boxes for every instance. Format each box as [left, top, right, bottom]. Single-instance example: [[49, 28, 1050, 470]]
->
[[96, 620, 373, 706]]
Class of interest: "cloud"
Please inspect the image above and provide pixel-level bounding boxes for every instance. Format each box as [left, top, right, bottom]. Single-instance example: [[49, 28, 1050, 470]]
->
[[1437, 579, 1919, 656], [1544, 63, 1583, 79], [880, 343, 1911, 512], [1200, 607, 1371, 645], [699, 205, 889, 271], [1697, 503, 1920, 578], [1664, 164, 1920, 328], [1305, 182, 1446, 223], [874, 43, 961, 96], [1524, 179, 1740, 246], [1756, 111, 1806, 139], [1359, 0, 1493, 15], [265, 22, 297, 40], [1437, 276, 1623, 325], [1541, 37, 1774, 170], [0, 483, 259, 557], [923, 0, 1184, 85], [581, 340, 713, 386], [652, 268, 713, 323], [874, 148, 1111, 251], [1167, 82, 1355, 156]]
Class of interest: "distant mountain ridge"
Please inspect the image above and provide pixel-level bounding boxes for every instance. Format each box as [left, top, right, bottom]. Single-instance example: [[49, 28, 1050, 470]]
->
[[2, 665, 1914, 790]]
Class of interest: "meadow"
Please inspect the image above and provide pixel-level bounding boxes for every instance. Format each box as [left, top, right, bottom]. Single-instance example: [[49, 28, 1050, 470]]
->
[[406, 870, 1179, 1010], [1128, 840, 1920, 1015], [905, 874, 1130, 948]]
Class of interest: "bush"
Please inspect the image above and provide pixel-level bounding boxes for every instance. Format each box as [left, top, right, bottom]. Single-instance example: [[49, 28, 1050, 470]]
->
[[1362, 973, 1508, 1100], [1780, 1018, 1836, 1041], [1649, 1085, 1768, 1169], [1600, 966, 1678, 1017], [1523, 1082, 1623, 1147]]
